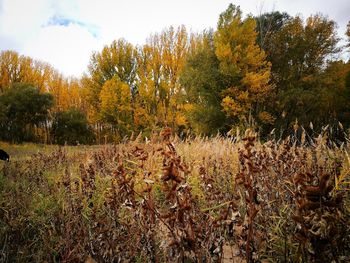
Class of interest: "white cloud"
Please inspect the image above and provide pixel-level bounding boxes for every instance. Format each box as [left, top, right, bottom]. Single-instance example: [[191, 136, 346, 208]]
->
[[23, 23, 101, 77], [0, 0, 103, 77], [0, 0, 52, 41]]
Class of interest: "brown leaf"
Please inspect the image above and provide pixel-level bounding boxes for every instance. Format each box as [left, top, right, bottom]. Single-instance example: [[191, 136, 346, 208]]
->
[[234, 225, 244, 236], [85, 255, 97, 263]]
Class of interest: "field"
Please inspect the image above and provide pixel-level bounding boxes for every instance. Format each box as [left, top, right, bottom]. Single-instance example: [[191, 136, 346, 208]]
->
[[0, 130, 349, 262]]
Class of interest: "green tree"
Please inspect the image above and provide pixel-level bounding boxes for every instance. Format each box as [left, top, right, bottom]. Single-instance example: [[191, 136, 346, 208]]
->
[[0, 83, 53, 142], [255, 11, 291, 50], [51, 108, 94, 145], [180, 31, 228, 134], [318, 61, 350, 129], [255, 14, 341, 135]]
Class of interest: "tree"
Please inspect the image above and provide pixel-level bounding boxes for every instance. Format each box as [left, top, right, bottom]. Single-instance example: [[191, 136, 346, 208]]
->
[[214, 4, 273, 129], [214, 4, 273, 131], [51, 108, 94, 145], [254, 13, 341, 135], [0, 50, 20, 92], [0, 50, 54, 93], [136, 26, 190, 131], [82, 39, 137, 141], [99, 76, 132, 139], [180, 5, 273, 135], [0, 50, 85, 118], [255, 11, 291, 50], [0, 83, 54, 142], [82, 39, 137, 122], [259, 14, 339, 92], [180, 31, 228, 134], [318, 61, 350, 128]]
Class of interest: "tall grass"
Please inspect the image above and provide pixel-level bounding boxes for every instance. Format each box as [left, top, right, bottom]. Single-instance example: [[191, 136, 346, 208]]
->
[[0, 130, 349, 262]]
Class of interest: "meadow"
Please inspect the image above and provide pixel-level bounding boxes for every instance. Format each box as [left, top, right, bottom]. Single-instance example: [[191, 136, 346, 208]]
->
[[0, 129, 349, 262]]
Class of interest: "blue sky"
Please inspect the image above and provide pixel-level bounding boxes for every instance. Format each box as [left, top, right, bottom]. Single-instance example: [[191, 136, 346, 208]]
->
[[0, 0, 349, 77]]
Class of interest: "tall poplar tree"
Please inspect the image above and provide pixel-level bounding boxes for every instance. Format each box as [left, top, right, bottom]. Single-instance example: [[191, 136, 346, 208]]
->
[[82, 39, 137, 140], [215, 4, 273, 126]]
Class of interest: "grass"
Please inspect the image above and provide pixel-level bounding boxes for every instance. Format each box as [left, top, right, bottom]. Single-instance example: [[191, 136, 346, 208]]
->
[[0, 131, 349, 262]]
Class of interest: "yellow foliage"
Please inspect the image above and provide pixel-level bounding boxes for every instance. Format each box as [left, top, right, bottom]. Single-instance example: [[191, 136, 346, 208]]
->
[[175, 113, 187, 127], [214, 5, 272, 122], [136, 26, 190, 129], [222, 96, 245, 118], [99, 77, 132, 124], [134, 106, 151, 128], [183, 103, 194, 112], [258, 111, 275, 125]]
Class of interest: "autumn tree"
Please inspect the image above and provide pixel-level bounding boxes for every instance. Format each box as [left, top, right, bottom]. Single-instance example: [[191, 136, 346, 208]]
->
[[0, 50, 85, 114], [0, 50, 20, 92], [0, 50, 54, 93], [46, 73, 84, 112], [215, 4, 273, 129], [64, 78, 87, 112], [181, 5, 273, 135], [82, 39, 137, 141], [136, 26, 190, 132], [2, 6, 348, 143], [136, 34, 164, 130], [99, 76, 133, 140]]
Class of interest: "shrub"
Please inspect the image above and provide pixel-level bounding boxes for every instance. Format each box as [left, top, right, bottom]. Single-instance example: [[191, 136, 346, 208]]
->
[[51, 108, 94, 145]]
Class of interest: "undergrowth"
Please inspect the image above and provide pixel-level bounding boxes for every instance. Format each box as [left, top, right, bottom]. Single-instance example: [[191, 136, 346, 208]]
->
[[0, 130, 349, 262]]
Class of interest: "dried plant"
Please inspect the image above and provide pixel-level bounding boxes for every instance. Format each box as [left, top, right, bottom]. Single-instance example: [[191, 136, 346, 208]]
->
[[0, 131, 349, 262]]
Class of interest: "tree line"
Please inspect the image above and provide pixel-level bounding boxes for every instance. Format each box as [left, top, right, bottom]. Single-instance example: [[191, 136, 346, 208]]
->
[[1, 4, 350, 144]]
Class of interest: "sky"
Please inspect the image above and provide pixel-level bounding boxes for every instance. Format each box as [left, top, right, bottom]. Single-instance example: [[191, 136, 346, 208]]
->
[[0, 0, 349, 77]]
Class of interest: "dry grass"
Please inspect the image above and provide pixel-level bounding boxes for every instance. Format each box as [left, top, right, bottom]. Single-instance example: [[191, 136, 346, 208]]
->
[[0, 130, 349, 262]]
